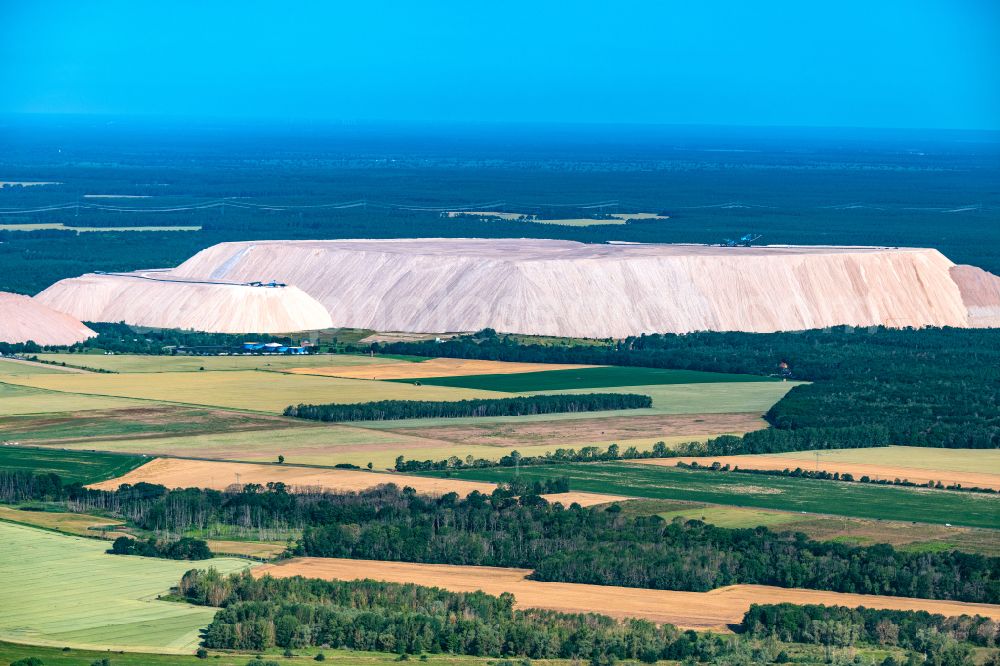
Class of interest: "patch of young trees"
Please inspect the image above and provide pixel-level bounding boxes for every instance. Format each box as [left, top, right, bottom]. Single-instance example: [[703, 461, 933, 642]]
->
[[744, 603, 998, 661], [284, 393, 651, 422]]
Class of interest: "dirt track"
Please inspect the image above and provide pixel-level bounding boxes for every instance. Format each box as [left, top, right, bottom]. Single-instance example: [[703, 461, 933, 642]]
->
[[638, 454, 1000, 490], [256, 558, 1000, 631]]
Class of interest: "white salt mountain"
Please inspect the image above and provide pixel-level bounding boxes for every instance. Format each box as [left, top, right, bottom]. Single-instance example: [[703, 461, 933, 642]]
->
[[36, 239, 1000, 337], [0, 291, 96, 345]]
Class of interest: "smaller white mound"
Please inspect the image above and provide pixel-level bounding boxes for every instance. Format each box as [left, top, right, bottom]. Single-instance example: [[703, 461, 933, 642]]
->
[[36, 274, 334, 334], [951, 265, 1000, 327], [0, 292, 96, 345]]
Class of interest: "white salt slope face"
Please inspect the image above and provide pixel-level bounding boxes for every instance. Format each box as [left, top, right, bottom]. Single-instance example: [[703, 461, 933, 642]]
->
[[0, 291, 96, 345], [35, 274, 334, 334], [161, 239, 998, 337]]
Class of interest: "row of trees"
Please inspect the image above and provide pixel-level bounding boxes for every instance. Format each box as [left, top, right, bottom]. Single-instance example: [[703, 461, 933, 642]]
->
[[284, 393, 651, 422], [675, 461, 998, 494], [108, 535, 212, 560], [5, 472, 996, 603], [374, 327, 1000, 451]]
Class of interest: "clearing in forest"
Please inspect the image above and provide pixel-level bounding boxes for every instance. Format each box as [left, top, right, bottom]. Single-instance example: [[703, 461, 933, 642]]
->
[[256, 557, 1000, 631], [0, 522, 248, 653]]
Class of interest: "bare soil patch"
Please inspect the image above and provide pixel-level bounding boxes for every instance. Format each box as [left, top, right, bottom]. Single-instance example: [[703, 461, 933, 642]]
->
[[256, 558, 1000, 631], [287, 357, 595, 381], [386, 412, 767, 449], [639, 454, 1000, 490], [541, 492, 633, 507]]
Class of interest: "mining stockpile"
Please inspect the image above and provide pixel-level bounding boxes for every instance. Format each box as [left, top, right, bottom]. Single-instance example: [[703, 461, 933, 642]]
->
[[36, 239, 1000, 337], [35, 273, 333, 334], [0, 291, 96, 345]]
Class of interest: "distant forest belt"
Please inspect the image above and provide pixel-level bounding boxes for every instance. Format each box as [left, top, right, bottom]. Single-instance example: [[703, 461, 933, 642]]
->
[[642, 452, 1000, 491], [256, 558, 1000, 631]]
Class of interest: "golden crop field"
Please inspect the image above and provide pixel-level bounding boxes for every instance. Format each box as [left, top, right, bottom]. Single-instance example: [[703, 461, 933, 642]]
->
[[256, 557, 1000, 631], [89, 457, 501, 495], [5, 370, 504, 413]]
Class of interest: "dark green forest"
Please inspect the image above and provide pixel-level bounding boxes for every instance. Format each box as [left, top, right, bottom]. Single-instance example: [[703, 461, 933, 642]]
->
[[284, 393, 651, 422], [2, 123, 998, 295], [4, 473, 996, 604], [377, 327, 1000, 451]]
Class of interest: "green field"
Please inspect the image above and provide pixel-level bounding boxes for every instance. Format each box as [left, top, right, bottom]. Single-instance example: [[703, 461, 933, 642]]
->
[[0, 446, 146, 483], [3, 371, 504, 413], [0, 522, 249, 653], [32, 352, 408, 374], [390, 365, 776, 392], [423, 462, 1000, 529], [0, 641, 581, 666], [0, 382, 146, 415], [0, 358, 74, 375], [755, 445, 1000, 475]]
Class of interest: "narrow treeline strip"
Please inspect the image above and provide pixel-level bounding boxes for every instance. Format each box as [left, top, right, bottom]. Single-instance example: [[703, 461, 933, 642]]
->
[[283, 392, 651, 422], [743, 603, 998, 653], [674, 461, 998, 494]]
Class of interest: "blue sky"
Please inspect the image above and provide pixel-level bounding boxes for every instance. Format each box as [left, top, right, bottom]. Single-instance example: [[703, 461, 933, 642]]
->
[[1, 0, 997, 129]]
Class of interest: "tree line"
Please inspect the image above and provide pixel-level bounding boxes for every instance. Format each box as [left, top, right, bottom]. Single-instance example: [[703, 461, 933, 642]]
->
[[4, 471, 997, 604], [373, 327, 1000, 451], [284, 393, 651, 422], [108, 535, 212, 560], [675, 461, 998, 494]]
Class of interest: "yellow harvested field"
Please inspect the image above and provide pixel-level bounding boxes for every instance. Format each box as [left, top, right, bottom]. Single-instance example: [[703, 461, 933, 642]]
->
[[288, 357, 596, 380], [89, 457, 499, 495], [32, 352, 392, 374], [257, 558, 1000, 631], [642, 446, 1000, 490], [4, 370, 503, 413]]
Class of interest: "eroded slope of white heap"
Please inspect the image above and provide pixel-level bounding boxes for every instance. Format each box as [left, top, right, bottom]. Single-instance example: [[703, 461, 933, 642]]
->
[[36, 239, 1000, 337], [0, 291, 96, 345]]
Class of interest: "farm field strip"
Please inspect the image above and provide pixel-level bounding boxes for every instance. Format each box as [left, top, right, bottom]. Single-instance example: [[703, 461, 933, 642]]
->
[[0, 445, 147, 483], [720, 446, 1000, 475], [392, 365, 777, 392], [287, 357, 596, 380], [32, 352, 404, 374], [0, 381, 151, 416], [88, 457, 501, 495], [3, 370, 506, 413], [644, 448, 1000, 490], [422, 462, 1000, 529], [0, 505, 129, 539], [256, 557, 1000, 631], [0, 522, 249, 653], [0, 406, 304, 445], [0, 357, 85, 375]]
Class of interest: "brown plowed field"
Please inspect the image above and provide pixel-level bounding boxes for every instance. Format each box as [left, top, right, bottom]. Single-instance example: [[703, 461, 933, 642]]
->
[[387, 412, 767, 449], [256, 558, 1000, 631], [638, 451, 1000, 490], [88, 458, 498, 495], [286, 358, 595, 380]]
